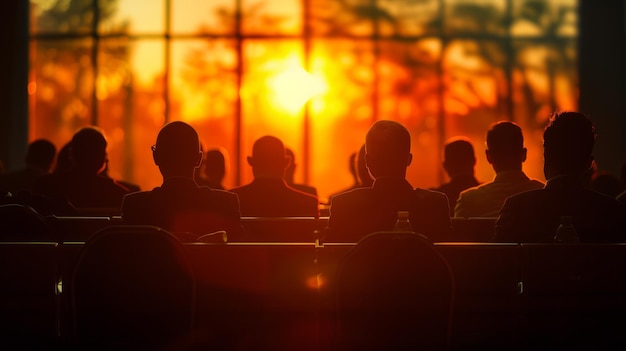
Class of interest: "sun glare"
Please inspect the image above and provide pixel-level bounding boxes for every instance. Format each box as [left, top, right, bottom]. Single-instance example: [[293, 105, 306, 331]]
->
[[266, 60, 328, 114]]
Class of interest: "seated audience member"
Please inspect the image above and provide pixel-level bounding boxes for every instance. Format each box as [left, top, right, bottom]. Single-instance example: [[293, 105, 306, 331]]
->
[[328, 144, 374, 203], [325, 120, 451, 243], [0, 139, 56, 193], [285, 147, 317, 196], [230, 136, 319, 217], [493, 112, 626, 243], [33, 127, 131, 212], [101, 159, 141, 193], [53, 142, 73, 174], [590, 171, 623, 198], [432, 137, 480, 215], [122, 121, 242, 240], [195, 147, 228, 190], [455, 121, 544, 217]]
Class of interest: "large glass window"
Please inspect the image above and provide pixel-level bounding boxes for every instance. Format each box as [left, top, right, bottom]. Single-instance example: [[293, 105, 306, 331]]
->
[[29, 0, 578, 200]]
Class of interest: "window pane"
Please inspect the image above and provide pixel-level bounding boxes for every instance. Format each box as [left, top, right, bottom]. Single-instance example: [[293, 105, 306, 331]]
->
[[30, 0, 95, 34], [171, 39, 238, 188], [442, 39, 509, 183], [511, 0, 578, 37], [242, 0, 302, 35], [444, 0, 507, 36], [172, 0, 235, 34], [98, 39, 165, 190], [29, 38, 94, 149], [310, 0, 374, 36], [100, 0, 165, 34], [241, 40, 306, 186], [309, 40, 374, 200], [511, 39, 577, 181], [378, 39, 443, 188], [378, 0, 440, 36]]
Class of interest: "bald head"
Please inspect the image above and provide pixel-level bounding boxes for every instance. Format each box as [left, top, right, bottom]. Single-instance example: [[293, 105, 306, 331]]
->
[[365, 120, 412, 178], [248, 136, 289, 178], [153, 121, 202, 178]]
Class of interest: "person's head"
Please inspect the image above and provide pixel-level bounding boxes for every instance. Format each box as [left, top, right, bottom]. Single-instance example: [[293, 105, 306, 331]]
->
[[152, 121, 202, 179], [202, 148, 227, 185], [356, 144, 374, 187], [54, 142, 73, 174], [70, 127, 108, 174], [442, 137, 476, 178], [25, 139, 56, 173], [485, 121, 527, 173], [284, 148, 297, 184], [247, 136, 289, 178], [543, 111, 595, 179], [364, 120, 412, 179]]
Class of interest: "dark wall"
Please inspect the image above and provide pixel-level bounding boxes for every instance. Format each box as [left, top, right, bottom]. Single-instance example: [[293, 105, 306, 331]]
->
[[0, 1, 29, 171], [578, 0, 626, 175]]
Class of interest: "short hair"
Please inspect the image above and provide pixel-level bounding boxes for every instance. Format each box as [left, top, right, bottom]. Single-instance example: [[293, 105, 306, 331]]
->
[[155, 121, 200, 167], [365, 120, 411, 159], [444, 138, 474, 163], [543, 111, 596, 175], [252, 136, 285, 169], [71, 127, 107, 164], [26, 139, 56, 171], [486, 121, 524, 162]]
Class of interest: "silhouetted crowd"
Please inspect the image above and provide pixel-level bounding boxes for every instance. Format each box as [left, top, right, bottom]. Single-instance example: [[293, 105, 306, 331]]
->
[[2, 111, 626, 243]]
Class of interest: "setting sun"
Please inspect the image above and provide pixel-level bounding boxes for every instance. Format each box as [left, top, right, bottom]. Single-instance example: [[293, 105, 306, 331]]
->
[[266, 59, 328, 114]]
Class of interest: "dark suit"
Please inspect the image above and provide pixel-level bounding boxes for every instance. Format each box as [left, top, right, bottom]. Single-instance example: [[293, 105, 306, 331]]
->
[[33, 170, 131, 211], [432, 174, 480, 216], [122, 177, 242, 239], [230, 177, 319, 217], [326, 177, 451, 242], [494, 175, 626, 243]]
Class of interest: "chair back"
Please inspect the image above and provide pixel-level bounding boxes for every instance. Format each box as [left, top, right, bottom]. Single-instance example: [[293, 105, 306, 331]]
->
[[71, 225, 195, 350], [0, 203, 56, 241], [336, 231, 454, 351], [0, 242, 59, 348]]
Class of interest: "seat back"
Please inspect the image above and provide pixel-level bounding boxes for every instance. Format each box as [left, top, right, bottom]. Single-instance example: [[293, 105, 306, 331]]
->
[[520, 243, 626, 349], [336, 231, 454, 351], [0, 203, 56, 241], [71, 225, 195, 350], [239, 216, 321, 242], [0, 242, 59, 348]]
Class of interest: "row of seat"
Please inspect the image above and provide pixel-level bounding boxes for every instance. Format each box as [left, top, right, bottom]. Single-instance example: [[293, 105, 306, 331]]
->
[[1, 203, 497, 242], [2, 228, 626, 350]]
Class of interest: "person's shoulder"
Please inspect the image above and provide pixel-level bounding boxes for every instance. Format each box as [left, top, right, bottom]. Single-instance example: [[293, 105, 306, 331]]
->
[[123, 189, 153, 204], [414, 187, 449, 201]]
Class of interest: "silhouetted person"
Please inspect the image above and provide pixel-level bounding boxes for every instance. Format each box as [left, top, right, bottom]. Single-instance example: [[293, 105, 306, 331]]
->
[[54, 142, 73, 174], [195, 148, 227, 190], [122, 121, 242, 240], [432, 138, 480, 215], [230, 136, 319, 217], [101, 159, 141, 193], [590, 171, 623, 198], [33, 127, 131, 213], [493, 112, 626, 243], [0, 139, 56, 193], [455, 121, 543, 217], [328, 144, 374, 203], [284, 147, 317, 197], [325, 120, 451, 242]]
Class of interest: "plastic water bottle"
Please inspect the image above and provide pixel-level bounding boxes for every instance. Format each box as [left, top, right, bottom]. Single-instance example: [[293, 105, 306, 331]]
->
[[393, 210, 413, 232], [553, 216, 580, 243]]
